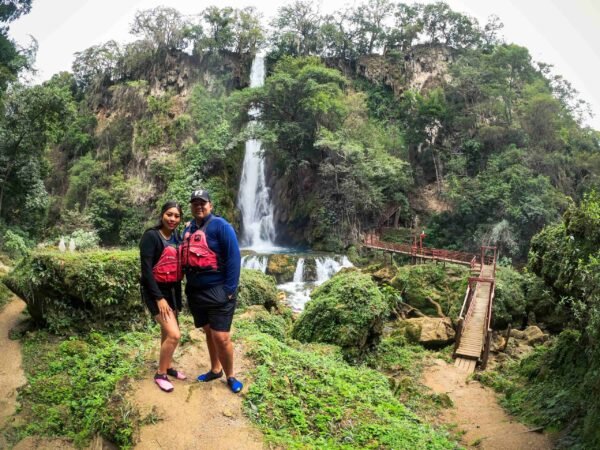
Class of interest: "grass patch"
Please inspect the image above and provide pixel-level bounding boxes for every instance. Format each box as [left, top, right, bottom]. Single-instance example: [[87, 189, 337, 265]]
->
[[237, 317, 457, 449], [9, 327, 155, 448]]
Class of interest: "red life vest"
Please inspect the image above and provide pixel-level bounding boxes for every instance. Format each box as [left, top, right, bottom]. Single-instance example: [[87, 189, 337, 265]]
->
[[152, 244, 182, 283], [180, 217, 219, 272]]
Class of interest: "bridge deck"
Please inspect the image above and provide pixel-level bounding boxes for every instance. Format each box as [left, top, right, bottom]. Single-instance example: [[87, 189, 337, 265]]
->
[[455, 265, 494, 359]]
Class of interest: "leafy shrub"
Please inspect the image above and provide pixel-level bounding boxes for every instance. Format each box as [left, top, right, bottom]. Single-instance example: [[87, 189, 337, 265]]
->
[[492, 266, 528, 329], [67, 229, 100, 250], [238, 320, 455, 449], [391, 264, 469, 317], [237, 269, 279, 311], [292, 270, 389, 359], [2, 229, 31, 258], [3, 249, 146, 333]]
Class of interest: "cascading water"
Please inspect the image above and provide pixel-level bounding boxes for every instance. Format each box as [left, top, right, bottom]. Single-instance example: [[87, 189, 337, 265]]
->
[[237, 56, 277, 252], [241, 255, 268, 273], [315, 256, 353, 285]]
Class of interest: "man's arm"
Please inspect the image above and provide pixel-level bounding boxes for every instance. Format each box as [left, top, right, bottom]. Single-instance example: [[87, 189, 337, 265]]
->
[[221, 221, 241, 297]]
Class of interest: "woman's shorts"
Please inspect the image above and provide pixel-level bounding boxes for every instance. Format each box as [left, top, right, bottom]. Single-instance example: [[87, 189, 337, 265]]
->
[[186, 284, 236, 332], [141, 284, 178, 317]]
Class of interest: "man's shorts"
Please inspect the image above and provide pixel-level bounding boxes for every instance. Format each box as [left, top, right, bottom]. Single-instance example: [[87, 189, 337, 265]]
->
[[186, 284, 236, 332]]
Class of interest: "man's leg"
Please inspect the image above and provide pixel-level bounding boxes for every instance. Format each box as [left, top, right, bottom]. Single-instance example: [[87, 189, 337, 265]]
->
[[202, 324, 223, 374], [210, 329, 235, 378]]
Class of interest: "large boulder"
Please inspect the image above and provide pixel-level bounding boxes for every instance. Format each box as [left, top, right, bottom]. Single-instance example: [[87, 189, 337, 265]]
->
[[291, 270, 389, 358], [237, 269, 279, 311], [266, 254, 298, 283], [393, 317, 455, 348], [523, 325, 548, 345], [3, 250, 145, 333]]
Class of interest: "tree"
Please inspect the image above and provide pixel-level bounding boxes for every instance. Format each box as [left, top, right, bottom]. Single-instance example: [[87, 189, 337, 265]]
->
[[0, 0, 33, 95], [386, 3, 423, 52], [270, 0, 322, 56], [198, 6, 235, 53], [352, 0, 393, 55], [72, 40, 122, 89], [320, 9, 360, 60], [0, 80, 73, 226], [130, 6, 192, 51], [421, 2, 481, 48], [231, 7, 264, 54], [257, 56, 347, 166]]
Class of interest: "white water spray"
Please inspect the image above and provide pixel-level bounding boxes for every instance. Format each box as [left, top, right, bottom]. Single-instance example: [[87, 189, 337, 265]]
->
[[241, 255, 268, 273], [237, 56, 277, 251]]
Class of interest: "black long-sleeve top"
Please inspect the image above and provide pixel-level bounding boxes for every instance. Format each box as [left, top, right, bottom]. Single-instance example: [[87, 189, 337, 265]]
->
[[139, 228, 182, 309]]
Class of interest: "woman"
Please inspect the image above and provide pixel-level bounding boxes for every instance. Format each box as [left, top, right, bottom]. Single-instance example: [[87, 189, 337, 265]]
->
[[139, 201, 186, 392]]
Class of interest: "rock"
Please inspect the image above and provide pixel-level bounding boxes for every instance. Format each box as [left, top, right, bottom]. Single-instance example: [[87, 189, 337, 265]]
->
[[403, 317, 455, 348], [491, 334, 506, 352], [266, 254, 298, 283], [510, 329, 526, 340], [372, 266, 396, 284], [524, 325, 548, 345], [222, 408, 235, 418]]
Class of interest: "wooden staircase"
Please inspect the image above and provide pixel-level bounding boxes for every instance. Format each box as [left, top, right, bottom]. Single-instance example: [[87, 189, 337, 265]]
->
[[453, 249, 497, 374]]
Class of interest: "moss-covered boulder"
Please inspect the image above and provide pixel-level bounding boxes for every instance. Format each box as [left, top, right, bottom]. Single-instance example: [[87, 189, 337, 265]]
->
[[237, 269, 279, 311], [3, 250, 145, 333], [291, 270, 389, 357], [266, 254, 298, 283], [391, 264, 469, 317]]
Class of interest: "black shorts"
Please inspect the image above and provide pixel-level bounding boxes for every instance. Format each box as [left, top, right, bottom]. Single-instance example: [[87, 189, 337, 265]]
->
[[141, 284, 179, 317], [186, 284, 236, 332]]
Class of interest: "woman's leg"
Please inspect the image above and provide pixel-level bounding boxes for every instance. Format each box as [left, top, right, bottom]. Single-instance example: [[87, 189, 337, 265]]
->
[[155, 311, 181, 374]]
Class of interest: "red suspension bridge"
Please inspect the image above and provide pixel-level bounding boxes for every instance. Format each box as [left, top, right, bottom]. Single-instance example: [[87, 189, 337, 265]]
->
[[362, 229, 497, 373]]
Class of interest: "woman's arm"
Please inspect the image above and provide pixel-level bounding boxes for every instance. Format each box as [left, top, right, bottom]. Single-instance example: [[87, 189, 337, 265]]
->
[[139, 230, 165, 301]]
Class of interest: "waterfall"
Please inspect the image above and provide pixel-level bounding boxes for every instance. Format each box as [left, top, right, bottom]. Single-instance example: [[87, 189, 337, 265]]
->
[[293, 258, 305, 282], [237, 55, 277, 251], [241, 255, 268, 273], [315, 256, 352, 285]]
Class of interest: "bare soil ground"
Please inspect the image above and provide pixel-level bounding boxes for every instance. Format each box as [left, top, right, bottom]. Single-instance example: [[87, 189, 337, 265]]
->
[[422, 358, 554, 449], [0, 299, 27, 429], [131, 328, 263, 450]]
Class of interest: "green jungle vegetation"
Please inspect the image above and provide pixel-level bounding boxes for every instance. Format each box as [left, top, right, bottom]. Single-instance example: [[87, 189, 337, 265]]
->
[[0, 0, 599, 448]]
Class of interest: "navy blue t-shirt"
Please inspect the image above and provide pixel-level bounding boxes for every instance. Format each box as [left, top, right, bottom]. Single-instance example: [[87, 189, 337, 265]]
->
[[182, 214, 241, 296]]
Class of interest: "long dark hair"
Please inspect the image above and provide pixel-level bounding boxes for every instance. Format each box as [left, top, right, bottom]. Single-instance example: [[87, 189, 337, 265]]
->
[[149, 201, 183, 231]]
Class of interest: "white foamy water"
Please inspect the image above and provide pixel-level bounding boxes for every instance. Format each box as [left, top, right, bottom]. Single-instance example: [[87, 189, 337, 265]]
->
[[279, 256, 353, 312], [315, 256, 353, 285], [241, 255, 268, 273], [237, 55, 278, 252]]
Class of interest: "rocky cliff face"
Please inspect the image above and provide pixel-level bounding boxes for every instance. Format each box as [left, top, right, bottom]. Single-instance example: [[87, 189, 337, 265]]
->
[[327, 44, 453, 95]]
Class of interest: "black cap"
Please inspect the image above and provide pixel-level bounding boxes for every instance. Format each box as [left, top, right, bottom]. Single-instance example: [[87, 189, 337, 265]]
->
[[190, 189, 211, 202]]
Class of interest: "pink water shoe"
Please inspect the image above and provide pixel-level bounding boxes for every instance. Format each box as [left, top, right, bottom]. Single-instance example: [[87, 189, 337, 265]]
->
[[167, 368, 187, 380], [154, 373, 174, 392]]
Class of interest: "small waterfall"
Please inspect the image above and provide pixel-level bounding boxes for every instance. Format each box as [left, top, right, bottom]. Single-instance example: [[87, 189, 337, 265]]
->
[[293, 258, 305, 282], [315, 256, 352, 285], [237, 55, 277, 251], [278, 255, 353, 311], [241, 255, 268, 273]]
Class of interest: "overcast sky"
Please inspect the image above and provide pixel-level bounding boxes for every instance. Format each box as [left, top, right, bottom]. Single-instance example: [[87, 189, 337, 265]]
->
[[8, 0, 600, 129]]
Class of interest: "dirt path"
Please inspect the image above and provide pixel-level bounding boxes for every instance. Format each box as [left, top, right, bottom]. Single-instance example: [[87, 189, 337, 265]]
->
[[422, 359, 553, 449], [131, 328, 263, 450], [0, 298, 27, 429]]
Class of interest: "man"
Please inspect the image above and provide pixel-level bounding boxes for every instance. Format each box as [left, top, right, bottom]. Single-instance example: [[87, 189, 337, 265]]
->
[[182, 189, 243, 393]]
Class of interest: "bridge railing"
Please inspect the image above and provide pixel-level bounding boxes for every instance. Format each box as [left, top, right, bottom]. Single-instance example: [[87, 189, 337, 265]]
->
[[363, 232, 479, 266]]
